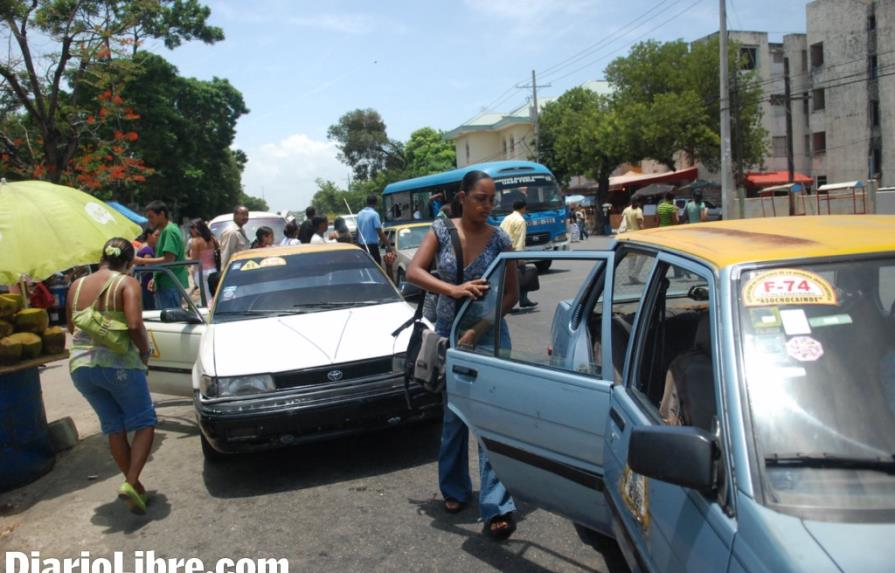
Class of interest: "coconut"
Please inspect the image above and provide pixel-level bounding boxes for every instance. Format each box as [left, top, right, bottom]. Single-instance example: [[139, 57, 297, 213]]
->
[[0, 319, 13, 338], [13, 308, 49, 334], [42, 326, 67, 355], [5, 332, 42, 359], [0, 293, 22, 319], [0, 337, 23, 365]]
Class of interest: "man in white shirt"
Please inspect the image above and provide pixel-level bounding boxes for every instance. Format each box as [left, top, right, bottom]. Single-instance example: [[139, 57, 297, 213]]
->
[[219, 206, 250, 269], [309, 216, 336, 244], [499, 200, 537, 309]]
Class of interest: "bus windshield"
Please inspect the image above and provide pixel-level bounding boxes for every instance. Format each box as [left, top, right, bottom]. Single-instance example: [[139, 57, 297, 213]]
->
[[493, 174, 563, 216]]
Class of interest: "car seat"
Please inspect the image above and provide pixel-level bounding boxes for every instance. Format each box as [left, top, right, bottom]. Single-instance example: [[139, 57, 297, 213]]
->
[[658, 313, 716, 431]]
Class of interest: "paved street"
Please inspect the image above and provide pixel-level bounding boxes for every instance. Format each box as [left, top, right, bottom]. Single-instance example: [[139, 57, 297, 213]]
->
[[0, 235, 628, 573]]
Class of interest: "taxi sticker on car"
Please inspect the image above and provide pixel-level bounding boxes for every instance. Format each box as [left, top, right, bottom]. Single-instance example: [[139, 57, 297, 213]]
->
[[750, 307, 782, 329], [785, 336, 824, 362], [240, 260, 260, 271], [742, 269, 837, 307], [620, 466, 650, 532], [260, 256, 287, 268]]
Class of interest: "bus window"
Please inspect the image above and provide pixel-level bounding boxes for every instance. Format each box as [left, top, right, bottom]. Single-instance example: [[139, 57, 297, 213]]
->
[[493, 174, 563, 216], [385, 192, 411, 222]]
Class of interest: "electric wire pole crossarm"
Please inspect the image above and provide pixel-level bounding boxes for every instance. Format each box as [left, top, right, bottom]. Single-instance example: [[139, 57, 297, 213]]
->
[[517, 70, 551, 162]]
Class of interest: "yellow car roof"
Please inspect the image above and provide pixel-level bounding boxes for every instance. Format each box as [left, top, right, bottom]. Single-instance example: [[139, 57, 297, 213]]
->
[[617, 215, 895, 268], [230, 243, 360, 261]]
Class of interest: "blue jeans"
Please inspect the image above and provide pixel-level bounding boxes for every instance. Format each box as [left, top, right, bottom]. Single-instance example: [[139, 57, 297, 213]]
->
[[154, 287, 181, 310], [438, 321, 516, 522], [71, 366, 157, 434]]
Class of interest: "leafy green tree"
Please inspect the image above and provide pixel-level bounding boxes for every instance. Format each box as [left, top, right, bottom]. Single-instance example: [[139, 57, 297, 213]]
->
[[606, 38, 767, 172], [0, 0, 223, 183], [311, 178, 366, 216], [239, 193, 268, 212], [119, 53, 252, 217], [402, 127, 456, 178], [538, 87, 626, 197], [327, 108, 404, 181]]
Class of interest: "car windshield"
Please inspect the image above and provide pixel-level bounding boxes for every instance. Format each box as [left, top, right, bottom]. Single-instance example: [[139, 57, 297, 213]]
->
[[210, 217, 286, 245], [397, 225, 430, 250], [493, 174, 563, 215], [212, 249, 402, 322], [736, 257, 895, 517]]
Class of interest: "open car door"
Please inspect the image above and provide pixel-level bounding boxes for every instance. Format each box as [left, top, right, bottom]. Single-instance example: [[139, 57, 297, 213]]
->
[[446, 250, 616, 535], [136, 264, 206, 396]]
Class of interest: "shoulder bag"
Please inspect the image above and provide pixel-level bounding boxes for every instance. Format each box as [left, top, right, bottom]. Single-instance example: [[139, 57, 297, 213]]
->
[[71, 273, 132, 354], [392, 218, 464, 405]]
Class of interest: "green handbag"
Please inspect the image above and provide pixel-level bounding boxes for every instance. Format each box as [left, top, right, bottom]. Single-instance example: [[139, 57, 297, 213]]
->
[[71, 273, 131, 354]]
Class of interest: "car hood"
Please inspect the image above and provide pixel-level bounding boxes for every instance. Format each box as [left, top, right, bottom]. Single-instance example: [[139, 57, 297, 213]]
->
[[800, 519, 895, 571], [208, 301, 414, 377]]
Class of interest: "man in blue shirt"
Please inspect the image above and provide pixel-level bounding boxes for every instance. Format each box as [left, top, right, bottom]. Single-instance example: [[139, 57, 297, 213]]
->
[[356, 194, 391, 266]]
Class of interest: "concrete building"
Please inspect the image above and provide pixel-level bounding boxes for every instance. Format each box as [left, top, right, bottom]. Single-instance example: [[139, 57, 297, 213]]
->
[[445, 80, 613, 168], [797, 0, 894, 188]]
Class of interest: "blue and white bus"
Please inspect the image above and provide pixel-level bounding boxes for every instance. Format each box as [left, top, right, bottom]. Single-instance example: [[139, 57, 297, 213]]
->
[[382, 161, 569, 272]]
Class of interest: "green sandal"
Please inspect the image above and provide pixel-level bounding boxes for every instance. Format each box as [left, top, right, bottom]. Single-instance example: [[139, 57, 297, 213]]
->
[[118, 482, 147, 514]]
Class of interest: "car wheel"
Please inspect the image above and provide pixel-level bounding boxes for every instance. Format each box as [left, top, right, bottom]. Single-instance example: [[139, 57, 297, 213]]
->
[[535, 260, 552, 273], [200, 433, 226, 462]]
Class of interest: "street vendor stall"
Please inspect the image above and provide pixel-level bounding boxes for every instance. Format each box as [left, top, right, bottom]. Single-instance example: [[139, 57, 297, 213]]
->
[[0, 180, 140, 491]]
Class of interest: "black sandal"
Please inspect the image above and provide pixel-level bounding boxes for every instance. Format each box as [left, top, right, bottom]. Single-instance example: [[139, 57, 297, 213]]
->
[[484, 513, 516, 541], [443, 498, 466, 514]]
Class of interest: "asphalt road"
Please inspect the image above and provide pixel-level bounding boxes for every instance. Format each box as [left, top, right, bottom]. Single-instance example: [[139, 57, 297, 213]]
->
[[0, 235, 628, 573]]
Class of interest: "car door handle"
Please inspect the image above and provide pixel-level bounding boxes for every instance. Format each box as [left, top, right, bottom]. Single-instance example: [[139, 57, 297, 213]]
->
[[610, 408, 626, 432], [452, 365, 478, 379]]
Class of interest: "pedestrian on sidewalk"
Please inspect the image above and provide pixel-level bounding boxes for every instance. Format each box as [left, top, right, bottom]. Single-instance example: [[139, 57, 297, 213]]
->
[[499, 199, 537, 309], [137, 201, 189, 310], [657, 192, 680, 227], [66, 238, 155, 514], [356, 194, 391, 266], [298, 206, 316, 244], [684, 190, 709, 223], [406, 170, 519, 541], [219, 205, 250, 269], [187, 219, 217, 305]]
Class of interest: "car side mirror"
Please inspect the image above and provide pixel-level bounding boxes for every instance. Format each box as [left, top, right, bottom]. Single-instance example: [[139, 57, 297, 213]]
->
[[161, 308, 203, 324], [628, 426, 717, 494]]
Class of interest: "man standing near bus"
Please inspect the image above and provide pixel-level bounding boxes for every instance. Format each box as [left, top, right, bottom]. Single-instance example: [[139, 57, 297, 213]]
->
[[356, 195, 391, 266], [500, 199, 537, 309]]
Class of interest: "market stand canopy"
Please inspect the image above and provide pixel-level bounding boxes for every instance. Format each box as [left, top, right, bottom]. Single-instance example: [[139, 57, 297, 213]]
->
[[0, 180, 142, 284]]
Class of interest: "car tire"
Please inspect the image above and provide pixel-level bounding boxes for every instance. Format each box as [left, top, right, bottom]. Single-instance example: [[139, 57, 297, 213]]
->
[[200, 433, 227, 462], [535, 260, 552, 274]]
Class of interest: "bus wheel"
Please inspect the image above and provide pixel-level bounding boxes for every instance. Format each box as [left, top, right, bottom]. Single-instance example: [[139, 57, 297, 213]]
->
[[535, 260, 552, 273]]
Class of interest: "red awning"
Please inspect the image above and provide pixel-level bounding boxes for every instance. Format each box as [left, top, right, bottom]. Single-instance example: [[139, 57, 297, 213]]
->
[[608, 167, 699, 192], [745, 171, 813, 188]]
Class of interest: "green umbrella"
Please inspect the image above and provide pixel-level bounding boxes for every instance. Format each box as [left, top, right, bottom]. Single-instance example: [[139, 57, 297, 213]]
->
[[0, 180, 143, 284]]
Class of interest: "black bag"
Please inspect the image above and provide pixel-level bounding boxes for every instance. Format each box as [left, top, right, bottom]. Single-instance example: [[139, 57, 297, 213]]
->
[[519, 263, 540, 292], [392, 218, 463, 406]]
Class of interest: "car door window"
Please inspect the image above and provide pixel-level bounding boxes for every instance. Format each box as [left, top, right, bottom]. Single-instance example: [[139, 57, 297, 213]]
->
[[500, 259, 604, 374], [629, 261, 716, 430], [597, 249, 656, 384], [453, 264, 509, 357]]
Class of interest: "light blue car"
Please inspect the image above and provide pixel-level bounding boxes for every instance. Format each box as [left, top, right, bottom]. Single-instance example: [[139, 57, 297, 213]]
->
[[446, 216, 895, 572]]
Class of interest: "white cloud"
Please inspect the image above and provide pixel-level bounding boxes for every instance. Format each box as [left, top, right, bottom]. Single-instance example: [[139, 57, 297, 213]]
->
[[242, 134, 348, 212]]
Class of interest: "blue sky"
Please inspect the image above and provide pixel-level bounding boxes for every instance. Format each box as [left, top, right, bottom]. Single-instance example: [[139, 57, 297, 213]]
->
[[152, 0, 809, 212]]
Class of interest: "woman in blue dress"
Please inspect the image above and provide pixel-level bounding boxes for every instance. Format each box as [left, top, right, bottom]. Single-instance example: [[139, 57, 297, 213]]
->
[[407, 170, 519, 540]]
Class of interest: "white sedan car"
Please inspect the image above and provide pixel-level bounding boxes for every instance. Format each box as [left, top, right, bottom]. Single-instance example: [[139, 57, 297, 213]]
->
[[140, 244, 440, 459]]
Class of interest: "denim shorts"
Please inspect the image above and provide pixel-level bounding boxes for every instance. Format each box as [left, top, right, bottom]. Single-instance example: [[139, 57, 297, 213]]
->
[[71, 366, 157, 434]]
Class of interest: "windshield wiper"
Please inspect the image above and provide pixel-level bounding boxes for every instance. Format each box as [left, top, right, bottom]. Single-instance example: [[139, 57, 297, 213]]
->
[[765, 453, 895, 473], [295, 300, 392, 308], [215, 309, 306, 317]]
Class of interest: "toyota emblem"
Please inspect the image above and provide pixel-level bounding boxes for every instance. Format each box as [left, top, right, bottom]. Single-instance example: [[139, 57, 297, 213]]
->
[[326, 370, 344, 382]]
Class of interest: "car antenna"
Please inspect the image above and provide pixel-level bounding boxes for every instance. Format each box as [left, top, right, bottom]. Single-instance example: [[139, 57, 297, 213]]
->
[[343, 197, 372, 257]]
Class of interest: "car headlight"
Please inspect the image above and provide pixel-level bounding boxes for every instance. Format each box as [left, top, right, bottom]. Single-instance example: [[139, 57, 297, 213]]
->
[[554, 233, 568, 243], [201, 374, 276, 398]]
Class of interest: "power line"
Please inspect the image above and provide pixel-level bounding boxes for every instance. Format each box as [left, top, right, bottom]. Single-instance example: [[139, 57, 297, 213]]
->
[[547, 0, 706, 85]]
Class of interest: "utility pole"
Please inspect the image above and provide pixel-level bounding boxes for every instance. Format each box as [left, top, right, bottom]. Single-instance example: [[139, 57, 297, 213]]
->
[[783, 57, 795, 184], [517, 71, 550, 162], [719, 0, 737, 220]]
